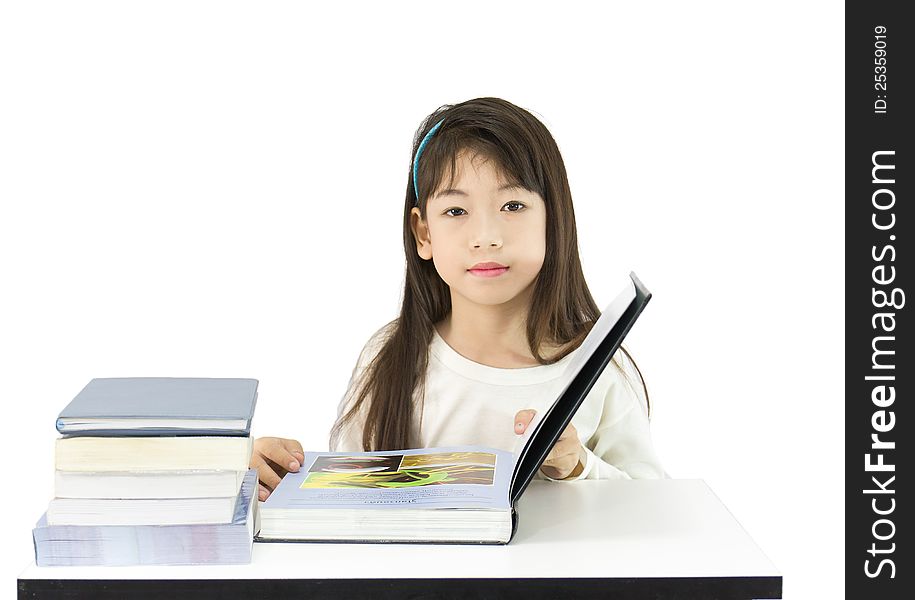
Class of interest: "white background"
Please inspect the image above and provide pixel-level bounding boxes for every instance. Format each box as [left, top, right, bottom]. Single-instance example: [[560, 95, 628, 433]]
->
[[0, 2, 843, 598]]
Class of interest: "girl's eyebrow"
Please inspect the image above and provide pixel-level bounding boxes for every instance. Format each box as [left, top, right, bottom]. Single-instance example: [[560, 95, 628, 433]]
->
[[432, 183, 525, 201]]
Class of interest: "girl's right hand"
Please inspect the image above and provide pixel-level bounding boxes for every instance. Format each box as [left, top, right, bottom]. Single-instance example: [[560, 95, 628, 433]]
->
[[250, 436, 305, 501]]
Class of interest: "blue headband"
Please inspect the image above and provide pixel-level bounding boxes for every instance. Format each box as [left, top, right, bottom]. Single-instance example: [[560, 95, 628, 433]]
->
[[412, 118, 445, 204]]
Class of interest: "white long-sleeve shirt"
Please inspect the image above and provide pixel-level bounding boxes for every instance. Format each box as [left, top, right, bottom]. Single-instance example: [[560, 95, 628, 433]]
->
[[331, 323, 665, 480]]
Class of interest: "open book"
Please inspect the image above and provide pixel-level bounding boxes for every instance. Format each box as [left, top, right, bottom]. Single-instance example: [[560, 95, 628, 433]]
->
[[257, 272, 651, 544]]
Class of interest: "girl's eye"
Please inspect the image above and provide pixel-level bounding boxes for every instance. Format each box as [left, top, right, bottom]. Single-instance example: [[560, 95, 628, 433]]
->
[[443, 202, 525, 217]]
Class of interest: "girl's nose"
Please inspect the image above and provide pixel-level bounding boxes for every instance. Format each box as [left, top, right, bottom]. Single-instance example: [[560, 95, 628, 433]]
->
[[470, 214, 503, 249], [472, 238, 503, 249]]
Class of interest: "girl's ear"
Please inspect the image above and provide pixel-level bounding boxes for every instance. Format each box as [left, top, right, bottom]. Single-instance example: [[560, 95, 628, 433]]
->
[[410, 207, 433, 260]]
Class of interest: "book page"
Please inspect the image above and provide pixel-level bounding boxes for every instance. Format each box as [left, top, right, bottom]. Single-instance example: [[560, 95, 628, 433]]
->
[[265, 446, 513, 510]]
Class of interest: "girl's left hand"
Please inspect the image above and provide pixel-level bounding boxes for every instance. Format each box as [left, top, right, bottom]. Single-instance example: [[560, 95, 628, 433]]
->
[[514, 409, 586, 479]]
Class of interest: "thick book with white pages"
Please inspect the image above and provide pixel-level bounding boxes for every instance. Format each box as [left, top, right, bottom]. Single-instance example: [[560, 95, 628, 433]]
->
[[33, 469, 259, 566], [46, 493, 239, 526], [259, 447, 514, 543], [54, 436, 253, 472], [54, 469, 247, 499], [256, 272, 651, 544]]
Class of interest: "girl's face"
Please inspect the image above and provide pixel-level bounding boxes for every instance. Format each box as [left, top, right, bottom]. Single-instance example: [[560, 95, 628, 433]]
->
[[410, 151, 546, 309]]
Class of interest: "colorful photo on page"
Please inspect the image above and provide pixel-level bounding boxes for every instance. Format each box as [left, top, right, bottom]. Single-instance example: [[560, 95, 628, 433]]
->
[[400, 451, 496, 468], [308, 454, 404, 474], [299, 452, 497, 489]]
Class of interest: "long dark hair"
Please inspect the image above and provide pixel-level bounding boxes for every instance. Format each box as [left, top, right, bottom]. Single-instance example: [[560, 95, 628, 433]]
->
[[331, 97, 649, 451]]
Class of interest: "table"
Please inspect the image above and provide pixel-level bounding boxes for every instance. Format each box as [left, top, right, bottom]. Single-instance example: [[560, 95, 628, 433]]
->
[[18, 479, 782, 599]]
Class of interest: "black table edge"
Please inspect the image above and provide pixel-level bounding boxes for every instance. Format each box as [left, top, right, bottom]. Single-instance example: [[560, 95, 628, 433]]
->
[[18, 575, 783, 599]]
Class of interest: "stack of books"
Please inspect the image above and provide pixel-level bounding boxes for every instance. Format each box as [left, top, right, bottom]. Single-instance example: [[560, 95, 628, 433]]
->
[[32, 377, 260, 566]]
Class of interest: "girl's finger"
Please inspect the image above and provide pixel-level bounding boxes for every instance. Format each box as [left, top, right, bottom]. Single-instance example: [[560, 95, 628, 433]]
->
[[251, 454, 283, 490], [549, 436, 580, 458], [514, 409, 537, 434], [263, 438, 302, 472], [543, 448, 579, 468], [542, 449, 581, 478], [281, 438, 305, 460], [556, 422, 577, 441]]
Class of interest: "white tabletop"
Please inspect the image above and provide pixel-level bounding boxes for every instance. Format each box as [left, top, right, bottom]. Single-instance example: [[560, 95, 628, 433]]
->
[[20, 479, 779, 581]]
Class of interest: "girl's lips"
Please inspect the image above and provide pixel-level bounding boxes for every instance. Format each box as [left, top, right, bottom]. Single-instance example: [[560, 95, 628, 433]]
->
[[468, 267, 509, 278]]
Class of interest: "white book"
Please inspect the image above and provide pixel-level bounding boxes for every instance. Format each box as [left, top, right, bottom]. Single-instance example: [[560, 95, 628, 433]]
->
[[54, 470, 246, 499], [46, 495, 238, 526], [54, 436, 253, 472]]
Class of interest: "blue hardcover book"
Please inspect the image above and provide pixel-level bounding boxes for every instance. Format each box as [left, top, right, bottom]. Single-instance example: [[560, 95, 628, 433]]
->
[[56, 377, 258, 437], [33, 469, 259, 566]]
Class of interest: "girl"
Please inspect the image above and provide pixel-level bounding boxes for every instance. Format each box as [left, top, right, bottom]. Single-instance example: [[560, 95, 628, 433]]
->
[[252, 97, 665, 500]]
